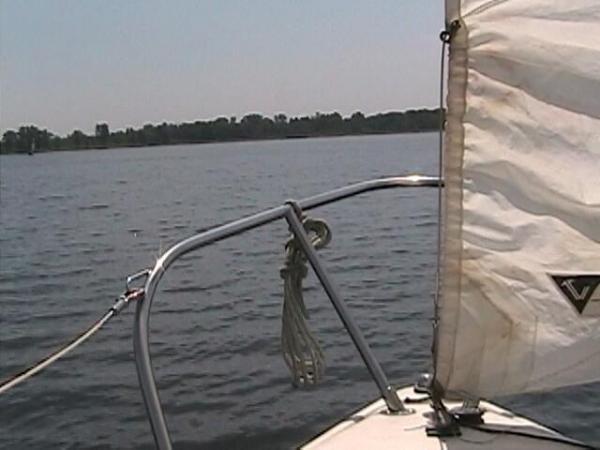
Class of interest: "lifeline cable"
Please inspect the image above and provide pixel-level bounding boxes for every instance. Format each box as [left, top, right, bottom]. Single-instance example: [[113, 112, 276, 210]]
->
[[0, 288, 143, 395]]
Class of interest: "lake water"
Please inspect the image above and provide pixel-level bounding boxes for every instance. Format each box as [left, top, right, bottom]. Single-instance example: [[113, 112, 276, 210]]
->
[[1, 133, 598, 449]]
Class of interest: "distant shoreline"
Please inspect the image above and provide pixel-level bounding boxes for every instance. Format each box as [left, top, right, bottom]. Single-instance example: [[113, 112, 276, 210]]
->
[[1, 109, 442, 154], [8, 129, 436, 156]]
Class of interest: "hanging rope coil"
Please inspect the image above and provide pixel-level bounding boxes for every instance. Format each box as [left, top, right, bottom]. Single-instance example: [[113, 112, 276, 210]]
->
[[280, 216, 331, 387]]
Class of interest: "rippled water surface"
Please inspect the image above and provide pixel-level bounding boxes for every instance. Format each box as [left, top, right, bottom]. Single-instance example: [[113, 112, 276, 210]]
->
[[1, 133, 598, 449]]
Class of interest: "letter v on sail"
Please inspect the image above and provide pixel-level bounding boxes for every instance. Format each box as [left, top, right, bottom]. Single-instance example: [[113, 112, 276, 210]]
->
[[435, 0, 600, 399], [551, 274, 600, 317]]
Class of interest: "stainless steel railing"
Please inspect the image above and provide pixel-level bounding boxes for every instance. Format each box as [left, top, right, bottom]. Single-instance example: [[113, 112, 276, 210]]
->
[[133, 175, 441, 450]]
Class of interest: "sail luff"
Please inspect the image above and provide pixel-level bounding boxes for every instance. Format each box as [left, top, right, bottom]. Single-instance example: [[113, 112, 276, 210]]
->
[[435, 2, 468, 394]]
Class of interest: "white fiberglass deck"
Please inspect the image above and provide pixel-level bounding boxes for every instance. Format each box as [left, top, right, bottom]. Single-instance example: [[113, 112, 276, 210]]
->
[[302, 386, 586, 450]]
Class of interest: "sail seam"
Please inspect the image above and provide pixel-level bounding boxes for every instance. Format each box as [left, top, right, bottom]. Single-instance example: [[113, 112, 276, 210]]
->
[[464, 0, 509, 18]]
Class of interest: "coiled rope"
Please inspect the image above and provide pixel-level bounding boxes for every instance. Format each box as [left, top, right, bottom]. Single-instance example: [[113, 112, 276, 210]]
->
[[280, 217, 331, 387], [0, 288, 143, 395]]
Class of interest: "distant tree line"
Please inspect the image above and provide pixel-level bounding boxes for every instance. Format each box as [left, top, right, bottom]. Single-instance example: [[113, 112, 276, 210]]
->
[[0, 109, 441, 154]]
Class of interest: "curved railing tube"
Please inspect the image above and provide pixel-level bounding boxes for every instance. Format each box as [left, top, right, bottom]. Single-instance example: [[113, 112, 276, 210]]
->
[[133, 175, 441, 450]]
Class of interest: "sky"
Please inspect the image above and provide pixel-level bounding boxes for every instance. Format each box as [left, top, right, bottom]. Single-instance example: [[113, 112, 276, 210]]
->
[[0, 1, 443, 136]]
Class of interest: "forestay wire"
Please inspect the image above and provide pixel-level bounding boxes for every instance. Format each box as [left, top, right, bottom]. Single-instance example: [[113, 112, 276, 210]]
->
[[431, 21, 459, 384], [280, 216, 331, 387]]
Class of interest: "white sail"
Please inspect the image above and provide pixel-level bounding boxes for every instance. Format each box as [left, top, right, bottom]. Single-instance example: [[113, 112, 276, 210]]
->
[[437, 0, 600, 398]]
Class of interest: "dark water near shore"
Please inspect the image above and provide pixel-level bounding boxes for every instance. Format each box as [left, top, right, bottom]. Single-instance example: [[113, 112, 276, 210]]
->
[[0, 133, 598, 449]]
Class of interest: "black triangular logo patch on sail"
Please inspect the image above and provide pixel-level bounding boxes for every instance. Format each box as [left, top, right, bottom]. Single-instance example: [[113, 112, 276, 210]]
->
[[550, 274, 600, 314]]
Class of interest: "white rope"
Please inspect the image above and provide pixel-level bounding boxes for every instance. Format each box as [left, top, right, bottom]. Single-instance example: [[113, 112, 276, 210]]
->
[[0, 311, 113, 395], [0, 289, 143, 395], [280, 217, 330, 387]]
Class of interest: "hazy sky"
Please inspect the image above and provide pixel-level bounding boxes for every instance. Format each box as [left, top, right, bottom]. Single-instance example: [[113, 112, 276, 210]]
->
[[1, 1, 443, 136]]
